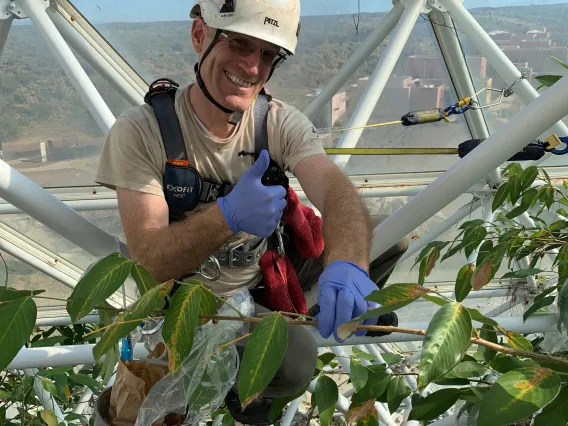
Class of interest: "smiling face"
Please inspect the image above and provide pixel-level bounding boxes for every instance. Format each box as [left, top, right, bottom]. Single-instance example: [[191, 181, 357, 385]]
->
[[191, 17, 283, 112]]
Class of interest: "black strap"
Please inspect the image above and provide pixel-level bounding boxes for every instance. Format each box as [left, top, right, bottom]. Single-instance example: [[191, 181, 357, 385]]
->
[[254, 90, 271, 157], [144, 79, 188, 161]]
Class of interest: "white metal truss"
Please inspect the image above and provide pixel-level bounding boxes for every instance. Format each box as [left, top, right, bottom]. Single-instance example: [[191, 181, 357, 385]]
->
[[0, 0, 568, 424]]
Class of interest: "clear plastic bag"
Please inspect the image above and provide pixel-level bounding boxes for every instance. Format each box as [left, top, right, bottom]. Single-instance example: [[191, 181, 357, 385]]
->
[[134, 288, 254, 426]]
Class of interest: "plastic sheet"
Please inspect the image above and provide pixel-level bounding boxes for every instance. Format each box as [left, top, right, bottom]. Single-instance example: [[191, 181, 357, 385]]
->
[[134, 288, 254, 426]]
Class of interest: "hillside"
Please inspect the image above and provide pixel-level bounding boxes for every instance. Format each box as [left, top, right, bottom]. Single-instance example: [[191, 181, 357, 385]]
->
[[1, 2, 568, 145]]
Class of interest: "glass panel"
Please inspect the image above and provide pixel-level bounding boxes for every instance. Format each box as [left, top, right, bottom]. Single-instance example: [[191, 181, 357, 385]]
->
[[0, 22, 131, 188], [459, 2, 568, 167]]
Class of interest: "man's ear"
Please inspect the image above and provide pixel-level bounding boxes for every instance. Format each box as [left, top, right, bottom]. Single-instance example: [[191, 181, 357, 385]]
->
[[191, 17, 208, 54]]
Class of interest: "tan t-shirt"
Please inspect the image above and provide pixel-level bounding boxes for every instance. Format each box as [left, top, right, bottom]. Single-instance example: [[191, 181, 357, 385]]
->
[[95, 83, 325, 295]]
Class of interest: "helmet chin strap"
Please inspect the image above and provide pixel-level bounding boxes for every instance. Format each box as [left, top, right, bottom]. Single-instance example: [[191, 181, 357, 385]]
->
[[195, 29, 247, 125]]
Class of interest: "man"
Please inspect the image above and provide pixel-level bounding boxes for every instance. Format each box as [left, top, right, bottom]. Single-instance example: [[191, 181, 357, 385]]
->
[[95, 0, 408, 423]]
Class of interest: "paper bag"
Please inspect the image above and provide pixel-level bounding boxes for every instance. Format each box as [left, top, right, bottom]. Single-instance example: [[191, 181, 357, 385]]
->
[[108, 360, 169, 426]]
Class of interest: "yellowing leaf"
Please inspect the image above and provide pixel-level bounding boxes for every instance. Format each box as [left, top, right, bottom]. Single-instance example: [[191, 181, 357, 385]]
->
[[40, 409, 58, 426], [361, 284, 430, 320], [471, 260, 493, 291], [346, 400, 377, 426]]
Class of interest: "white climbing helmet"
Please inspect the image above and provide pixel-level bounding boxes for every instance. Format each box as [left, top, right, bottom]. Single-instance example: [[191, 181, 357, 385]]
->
[[190, 0, 301, 55]]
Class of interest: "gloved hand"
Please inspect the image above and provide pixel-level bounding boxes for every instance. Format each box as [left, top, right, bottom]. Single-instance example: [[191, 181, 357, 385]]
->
[[317, 260, 379, 342], [217, 150, 287, 238]]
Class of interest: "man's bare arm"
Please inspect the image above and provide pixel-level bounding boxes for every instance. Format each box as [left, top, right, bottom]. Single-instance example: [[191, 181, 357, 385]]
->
[[117, 187, 234, 283], [293, 154, 373, 271]]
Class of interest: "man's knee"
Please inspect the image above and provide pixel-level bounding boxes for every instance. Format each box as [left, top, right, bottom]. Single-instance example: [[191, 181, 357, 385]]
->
[[277, 324, 318, 395]]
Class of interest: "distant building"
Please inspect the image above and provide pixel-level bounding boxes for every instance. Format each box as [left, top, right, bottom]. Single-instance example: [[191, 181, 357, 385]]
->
[[311, 91, 347, 130], [408, 55, 487, 80]]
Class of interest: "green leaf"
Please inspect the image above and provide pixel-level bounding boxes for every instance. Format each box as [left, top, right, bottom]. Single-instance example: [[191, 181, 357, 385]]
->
[[509, 175, 522, 204], [535, 74, 562, 87], [351, 365, 391, 404], [36, 366, 74, 377], [30, 336, 68, 348], [362, 284, 430, 320], [422, 294, 449, 306], [506, 203, 530, 219], [238, 312, 288, 409], [536, 286, 557, 302], [130, 263, 159, 296], [0, 296, 36, 371], [502, 268, 544, 279], [350, 360, 368, 392], [523, 296, 556, 322], [387, 376, 410, 413], [464, 227, 487, 259], [40, 378, 57, 395], [522, 187, 540, 208], [444, 361, 486, 379], [314, 376, 338, 426], [489, 355, 539, 374], [557, 208, 568, 217], [478, 367, 561, 426], [502, 329, 533, 352], [455, 263, 474, 302], [459, 219, 486, 230], [471, 260, 493, 291], [40, 410, 58, 426], [467, 308, 499, 327], [520, 166, 539, 191], [408, 389, 462, 421], [492, 182, 510, 212], [479, 325, 498, 362], [162, 284, 203, 372], [381, 353, 402, 366], [351, 347, 376, 362], [0, 288, 44, 302], [93, 282, 173, 362], [67, 252, 133, 322], [100, 343, 118, 385], [418, 302, 472, 388], [557, 280, 568, 333], [533, 384, 568, 426], [68, 373, 100, 389]]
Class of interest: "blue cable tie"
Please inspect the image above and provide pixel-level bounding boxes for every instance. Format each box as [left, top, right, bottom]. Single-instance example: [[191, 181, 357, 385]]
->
[[553, 136, 568, 155], [121, 336, 133, 361]]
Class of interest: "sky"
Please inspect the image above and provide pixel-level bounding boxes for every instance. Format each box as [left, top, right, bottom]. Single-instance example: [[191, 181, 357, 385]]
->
[[67, 0, 568, 23]]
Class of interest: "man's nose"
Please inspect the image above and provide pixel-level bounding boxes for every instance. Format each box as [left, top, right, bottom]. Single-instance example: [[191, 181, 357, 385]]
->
[[238, 49, 262, 76]]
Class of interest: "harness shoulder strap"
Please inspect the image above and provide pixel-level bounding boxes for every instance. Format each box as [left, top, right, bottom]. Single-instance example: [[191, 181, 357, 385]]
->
[[254, 89, 271, 157], [144, 78, 188, 161]]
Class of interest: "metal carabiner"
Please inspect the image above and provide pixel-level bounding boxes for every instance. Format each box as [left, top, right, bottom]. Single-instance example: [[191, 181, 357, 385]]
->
[[276, 222, 285, 257], [196, 255, 221, 281]]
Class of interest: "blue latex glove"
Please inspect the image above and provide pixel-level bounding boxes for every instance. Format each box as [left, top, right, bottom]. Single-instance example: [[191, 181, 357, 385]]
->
[[317, 260, 379, 342], [217, 150, 287, 238]]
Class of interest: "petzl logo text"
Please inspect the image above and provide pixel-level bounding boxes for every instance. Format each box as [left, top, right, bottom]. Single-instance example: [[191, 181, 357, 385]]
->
[[264, 17, 279, 27]]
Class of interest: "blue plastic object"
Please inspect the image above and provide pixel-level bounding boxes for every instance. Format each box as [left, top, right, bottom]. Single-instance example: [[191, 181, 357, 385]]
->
[[121, 336, 133, 361], [553, 136, 568, 155]]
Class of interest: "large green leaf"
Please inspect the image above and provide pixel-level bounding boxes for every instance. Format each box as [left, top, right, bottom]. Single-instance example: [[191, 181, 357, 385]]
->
[[314, 375, 338, 426], [238, 313, 288, 409], [467, 308, 499, 327], [93, 282, 173, 361], [489, 355, 539, 374], [443, 361, 486, 379], [0, 288, 44, 302], [557, 281, 568, 333], [0, 296, 37, 370], [387, 376, 410, 413], [162, 283, 216, 372], [533, 385, 568, 426], [130, 263, 159, 296], [408, 389, 462, 421], [479, 325, 498, 362], [535, 74, 562, 88], [520, 166, 539, 191], [67, 252, 133, 322], [351, 365, 391, 404], [523, 296, 556, 322], [492, 182, 510, 212], [350, 360, 368, 392], [455, 264, 474, 302], [361, 284, 430, 320], [478, 367, 561, 426], [418, 302, 472, 388], [509, 175, 522, 204]]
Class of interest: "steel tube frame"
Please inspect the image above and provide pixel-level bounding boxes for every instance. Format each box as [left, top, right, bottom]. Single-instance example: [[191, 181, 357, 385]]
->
[[47, 8, 143, 107], [17, 0, 116, 134], [370, 69, 568, 262], [24, 368, 65, 422], [0, 15, 12, 58], [429, 8, 500, 187], [303, 2, 404, 121], [331, 0, 428, 170]]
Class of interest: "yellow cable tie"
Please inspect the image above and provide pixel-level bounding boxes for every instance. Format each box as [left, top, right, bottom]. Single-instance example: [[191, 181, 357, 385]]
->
[[324, 147, 458, 155], [328, 120, 403, 133]]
